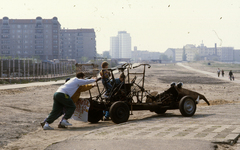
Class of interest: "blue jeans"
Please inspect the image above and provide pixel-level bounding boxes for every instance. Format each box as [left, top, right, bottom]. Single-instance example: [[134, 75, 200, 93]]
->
[[102, 78, 112, 93], [103, 110, 110, 118]]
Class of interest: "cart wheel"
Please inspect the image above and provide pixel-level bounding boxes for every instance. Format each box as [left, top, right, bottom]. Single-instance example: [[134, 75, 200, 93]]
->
[[179, 96, 196, 117], [88, 108, 103, 123], [110, 101, 130, 124], [154, 109, 167, 114]]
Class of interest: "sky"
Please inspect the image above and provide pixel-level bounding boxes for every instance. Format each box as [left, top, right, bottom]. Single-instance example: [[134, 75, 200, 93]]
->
[[1, 0, 240, 54]]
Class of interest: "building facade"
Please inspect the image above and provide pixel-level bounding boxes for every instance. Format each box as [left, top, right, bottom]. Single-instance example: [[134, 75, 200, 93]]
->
[[218, 47, 234, 62], [60, 29, 96, 62], [110, 36, 119, 58], [233, 50, 240, 62], [132, 46, 161, 62], [0, 17, 61, 60], [110, 31, 131, 59]]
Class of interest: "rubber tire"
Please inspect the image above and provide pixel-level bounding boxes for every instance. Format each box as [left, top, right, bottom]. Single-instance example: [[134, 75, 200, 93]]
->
[[179, 96, 196, 117], [88, 108, 103, 123], [154, 109, 167, 114], [110, 101, 130, 124]]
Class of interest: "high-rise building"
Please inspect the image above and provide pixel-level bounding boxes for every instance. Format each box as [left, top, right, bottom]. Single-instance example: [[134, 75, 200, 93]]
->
[[0, 17, 61, 60], [110, 31, 131, 59], [60, 29, 96, 62]]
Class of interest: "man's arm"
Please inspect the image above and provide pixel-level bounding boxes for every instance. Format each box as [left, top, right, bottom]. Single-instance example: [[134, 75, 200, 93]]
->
[[77, 79, 96, 86]]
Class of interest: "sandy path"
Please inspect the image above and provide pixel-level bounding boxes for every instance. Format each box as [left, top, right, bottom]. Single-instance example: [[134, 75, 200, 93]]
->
[[1, 63, 239, 149], [177, 63, 240, 83]]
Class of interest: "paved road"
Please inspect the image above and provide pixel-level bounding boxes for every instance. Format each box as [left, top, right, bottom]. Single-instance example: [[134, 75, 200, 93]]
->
[[46, 103, 240, 150], [45, 63, 240, 150]]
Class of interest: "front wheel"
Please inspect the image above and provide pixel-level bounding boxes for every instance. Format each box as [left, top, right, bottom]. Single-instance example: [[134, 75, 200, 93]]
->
[[179, 96, 196, 117], [110, 101, 130, 124]]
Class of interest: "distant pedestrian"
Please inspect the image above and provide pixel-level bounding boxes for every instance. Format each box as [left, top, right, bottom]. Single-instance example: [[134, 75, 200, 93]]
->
[[222, 70, 224, 77], [217, 68, 220, 77], [229, 70, 234, 81]]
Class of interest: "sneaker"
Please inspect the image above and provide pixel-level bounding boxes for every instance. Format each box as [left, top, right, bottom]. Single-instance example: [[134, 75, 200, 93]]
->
[[60, 119, 72, 126], [58, 124, 66, 128], [40, 121, 45, 128], [103, 94, 109, 98], [43, 124, 54, 130], [103, 117, 109, 121]]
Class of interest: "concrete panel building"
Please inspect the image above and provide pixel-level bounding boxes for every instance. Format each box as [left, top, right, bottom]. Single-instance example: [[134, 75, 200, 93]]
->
[[233, 50, 240, 62], [132, 46, 161, 62], [218, 47, 234, 62], [110, 31, 131, 59], [60, 29, 96, 62], [175, 48, 183, 62], [0, 17, 61, 60], [110, 36, 119, 58]]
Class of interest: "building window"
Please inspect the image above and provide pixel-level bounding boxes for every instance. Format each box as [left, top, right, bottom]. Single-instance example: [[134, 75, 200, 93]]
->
[[53, 30, 58, 33], [1, 45, 10, 49], [17, 45, 22, 49], [35, 45, 44, 49], [35, 29, 43, 33], [35, 40, 43, 44], [17, 40, 22, 44], [17, 25, 21, 28], [1, 40, 10, 44], [53, 50, 58, 54], [2, 29, 9, 33], [35, 34, 43, 38], [53, 35, 58, 39], [1, 50, 10, 54], [1, 35, 10, 38], [35, 50, 43, 54]]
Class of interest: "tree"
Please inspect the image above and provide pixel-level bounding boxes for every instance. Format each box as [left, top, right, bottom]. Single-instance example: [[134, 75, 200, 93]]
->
[[103, 51, 111, 59], [160, 54, 169, 61], [81, 56, 88, 63], [193, 53, 201, 61]]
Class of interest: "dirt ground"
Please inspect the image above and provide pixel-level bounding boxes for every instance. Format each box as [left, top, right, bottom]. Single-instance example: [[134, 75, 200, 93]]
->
[[0, 63, 239, 150]]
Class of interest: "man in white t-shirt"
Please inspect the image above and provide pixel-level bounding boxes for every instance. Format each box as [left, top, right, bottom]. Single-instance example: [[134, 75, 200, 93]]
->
[[43, 72, 96, 130]]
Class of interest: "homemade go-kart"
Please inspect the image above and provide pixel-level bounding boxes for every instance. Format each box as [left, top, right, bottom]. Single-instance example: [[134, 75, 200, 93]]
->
[[87, 63, 210, 124]]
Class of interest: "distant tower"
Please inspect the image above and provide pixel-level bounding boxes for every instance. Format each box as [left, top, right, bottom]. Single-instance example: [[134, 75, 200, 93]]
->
[[110, 31, 131, 58]]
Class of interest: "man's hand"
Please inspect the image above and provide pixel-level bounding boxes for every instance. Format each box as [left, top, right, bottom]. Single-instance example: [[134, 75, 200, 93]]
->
[[91, 77, 97, 80]]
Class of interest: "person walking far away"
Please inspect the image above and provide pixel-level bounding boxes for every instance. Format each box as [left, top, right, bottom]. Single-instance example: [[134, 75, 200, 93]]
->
[[229, 70, 234, 81], [217, 68, 220, 77], [222, 70, 224, 77], [42, 72, 96, 130]]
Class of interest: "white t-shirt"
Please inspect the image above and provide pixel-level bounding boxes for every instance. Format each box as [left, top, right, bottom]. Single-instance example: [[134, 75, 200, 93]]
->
[[56, 77, 96, 97]]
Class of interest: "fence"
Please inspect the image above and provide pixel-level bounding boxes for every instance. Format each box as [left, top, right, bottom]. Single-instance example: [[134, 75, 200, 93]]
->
[[0, 59, 75, 82]]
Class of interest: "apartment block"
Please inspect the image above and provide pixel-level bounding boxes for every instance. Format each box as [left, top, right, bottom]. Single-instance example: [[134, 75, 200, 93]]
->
[[132, 46, 160, 61], [0, 17, 61, 60], [60, 29, 96, 62], [110, 31, 131, 59], [218, 47, 234, 62]]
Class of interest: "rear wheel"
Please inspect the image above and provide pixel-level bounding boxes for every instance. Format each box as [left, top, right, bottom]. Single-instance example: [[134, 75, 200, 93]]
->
[[88, 108, 103, 123], [154, 109, 167, 114], [179, 96, 196, 117], [110, 101, 130, 124]]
